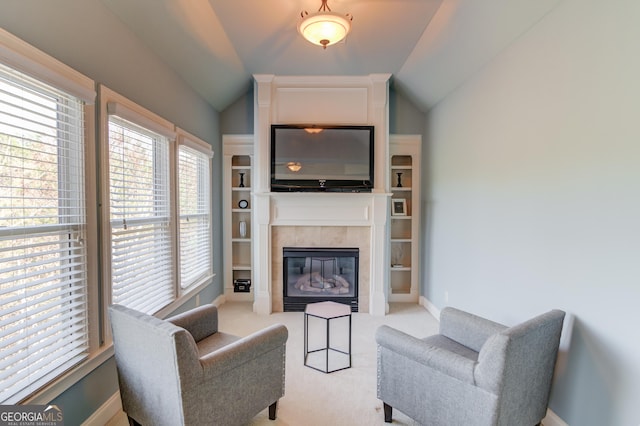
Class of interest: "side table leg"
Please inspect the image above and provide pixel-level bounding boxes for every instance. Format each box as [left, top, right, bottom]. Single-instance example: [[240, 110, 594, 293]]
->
[[304, 313, 308, 365], [325, 318, 330, 373], [348, 314, 352, 368]]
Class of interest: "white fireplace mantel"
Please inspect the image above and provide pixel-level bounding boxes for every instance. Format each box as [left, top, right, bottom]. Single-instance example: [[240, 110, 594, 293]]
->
[[251, 74, 392, 316], [268, 192, 384, 226]]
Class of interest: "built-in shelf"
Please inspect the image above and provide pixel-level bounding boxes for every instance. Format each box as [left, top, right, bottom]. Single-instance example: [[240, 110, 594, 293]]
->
[[223, 135, 254, 300], [389, 135, 421, 302], [232, 264, 252, 270]]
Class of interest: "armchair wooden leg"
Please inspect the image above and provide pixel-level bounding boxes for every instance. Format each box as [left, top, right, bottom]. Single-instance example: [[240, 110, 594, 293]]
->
[[269, 401, 278, 420], [127, 416, 141, 426], [383, 402, 392, 423]]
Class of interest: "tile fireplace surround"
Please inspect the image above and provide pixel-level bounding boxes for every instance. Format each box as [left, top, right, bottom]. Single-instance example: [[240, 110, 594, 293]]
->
[[252, 191, 389, 316], [272, 226, 371, 313]]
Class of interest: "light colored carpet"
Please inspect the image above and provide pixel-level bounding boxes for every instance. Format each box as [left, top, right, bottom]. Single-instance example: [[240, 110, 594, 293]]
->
[[107, 302, 439, 426], [217, 302, 439, 426]]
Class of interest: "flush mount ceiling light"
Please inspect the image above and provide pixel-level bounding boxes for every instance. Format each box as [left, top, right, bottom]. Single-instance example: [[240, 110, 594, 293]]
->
[[287, 162, 302, 172], [298, 0, 353, 49]]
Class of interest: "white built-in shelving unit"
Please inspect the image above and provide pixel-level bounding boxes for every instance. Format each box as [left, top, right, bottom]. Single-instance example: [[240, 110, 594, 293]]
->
[[389, 134, 421, 302], [222, 135, 254, 301]]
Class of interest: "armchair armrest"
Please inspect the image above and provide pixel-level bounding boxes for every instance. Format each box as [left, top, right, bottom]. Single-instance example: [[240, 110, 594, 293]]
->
[[167, 304, 218, 342], [200, 324, 288, 376], [439, 307, 506, 352], [376, 325, 476, 384]]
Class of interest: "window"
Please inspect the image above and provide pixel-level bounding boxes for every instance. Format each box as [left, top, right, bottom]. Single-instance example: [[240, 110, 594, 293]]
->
[[177, 130, 213, 289], [101, 90, 215, 317], [0, 61, 92, 403], [106, 106, 174, 314]]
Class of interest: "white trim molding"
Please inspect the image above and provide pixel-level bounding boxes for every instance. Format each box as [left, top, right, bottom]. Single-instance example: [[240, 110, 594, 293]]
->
[[0, 28, 95, 103], [420, 296, 441, 320], [80, 392, 122, 426], [543, 409, 569, 426]]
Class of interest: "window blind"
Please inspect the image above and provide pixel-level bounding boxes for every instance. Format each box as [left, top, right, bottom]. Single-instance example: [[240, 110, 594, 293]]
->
[[0, 62, 88, 403], [178, 144, 212, 288], [108, 115, 173, 314]]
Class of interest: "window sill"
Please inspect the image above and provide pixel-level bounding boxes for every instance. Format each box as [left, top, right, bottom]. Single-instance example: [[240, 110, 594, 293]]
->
[[24, 345, 115, 405], [156, 273, 215, 319]]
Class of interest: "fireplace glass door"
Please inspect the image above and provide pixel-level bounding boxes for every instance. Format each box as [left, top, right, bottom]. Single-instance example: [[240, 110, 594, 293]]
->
[[283, 247, 358, 311]]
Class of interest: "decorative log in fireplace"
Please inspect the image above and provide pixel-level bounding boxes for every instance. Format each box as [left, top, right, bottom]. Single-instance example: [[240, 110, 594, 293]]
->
[[283, 247, 359, 312]]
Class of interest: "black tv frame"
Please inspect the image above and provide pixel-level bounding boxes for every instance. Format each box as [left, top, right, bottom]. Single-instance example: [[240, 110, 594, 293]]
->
[[270, 124, 374, 192]]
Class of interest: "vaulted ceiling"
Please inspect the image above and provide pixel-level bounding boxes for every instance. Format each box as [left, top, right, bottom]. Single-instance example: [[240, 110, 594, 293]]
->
[[100, 0, 561, 112]]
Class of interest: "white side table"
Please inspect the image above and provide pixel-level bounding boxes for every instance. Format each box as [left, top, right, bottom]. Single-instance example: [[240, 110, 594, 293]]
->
[[304, 301, 352, 373]]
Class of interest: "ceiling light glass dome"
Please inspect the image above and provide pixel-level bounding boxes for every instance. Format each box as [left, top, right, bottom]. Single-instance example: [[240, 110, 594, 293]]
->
[[298, 0, 352, 49]]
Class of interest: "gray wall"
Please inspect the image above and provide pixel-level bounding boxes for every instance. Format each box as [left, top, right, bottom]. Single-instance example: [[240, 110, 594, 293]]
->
[[423, 0, 640, 424], [220, 87, 254, 135], [388, 85, 427, 136], [0, 1, 221, 424]]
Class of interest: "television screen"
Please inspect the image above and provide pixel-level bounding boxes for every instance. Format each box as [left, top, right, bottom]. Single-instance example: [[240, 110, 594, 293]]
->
[[271, 125, 374, 192]]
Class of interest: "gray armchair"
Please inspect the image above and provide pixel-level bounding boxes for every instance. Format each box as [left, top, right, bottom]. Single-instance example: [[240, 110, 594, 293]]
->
[[376, 307, 565, 426], [109, 304, 288, 426]]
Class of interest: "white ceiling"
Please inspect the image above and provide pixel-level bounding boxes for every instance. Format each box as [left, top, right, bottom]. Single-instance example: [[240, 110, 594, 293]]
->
[[100, 0, 561, 112]]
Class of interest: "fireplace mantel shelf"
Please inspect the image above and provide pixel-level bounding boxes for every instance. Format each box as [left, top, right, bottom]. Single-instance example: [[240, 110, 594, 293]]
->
[[257, 191, 391, 228]]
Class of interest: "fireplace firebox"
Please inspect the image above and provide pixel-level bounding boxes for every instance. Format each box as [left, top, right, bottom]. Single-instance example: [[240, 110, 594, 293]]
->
[[283, 247, 359, 312]]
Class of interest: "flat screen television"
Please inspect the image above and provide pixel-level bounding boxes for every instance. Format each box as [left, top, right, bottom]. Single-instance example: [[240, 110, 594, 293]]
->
[[271, 124, 374, 192]]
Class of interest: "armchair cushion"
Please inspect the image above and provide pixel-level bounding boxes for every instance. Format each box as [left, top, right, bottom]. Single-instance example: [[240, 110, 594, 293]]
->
[[376, 325, 476, 384], [439, 307, 507, 352], [422, 334, 479, 361], [199, 324, 289, 377], [167, 304, 219, 342], [195, 331, 240, 357]]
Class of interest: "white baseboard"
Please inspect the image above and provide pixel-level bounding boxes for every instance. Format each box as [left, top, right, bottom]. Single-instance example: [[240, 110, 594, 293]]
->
[[420, 296, 441, 320], [211, 294, 226, 307], [543, 408, 568, 426], [81, 391, 122, 426]]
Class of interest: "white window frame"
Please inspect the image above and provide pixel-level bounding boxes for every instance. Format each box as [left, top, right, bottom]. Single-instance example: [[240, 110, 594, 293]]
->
[[99, 86, 213, 329], [0, 28, 100, 404], [99, 86, 177, 316], [176, 128, 214, 291]]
